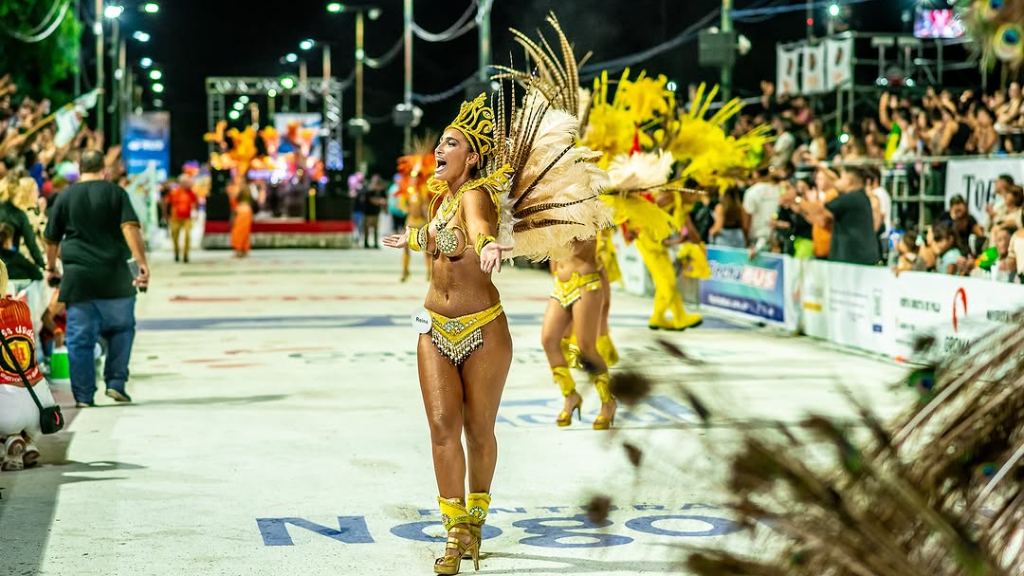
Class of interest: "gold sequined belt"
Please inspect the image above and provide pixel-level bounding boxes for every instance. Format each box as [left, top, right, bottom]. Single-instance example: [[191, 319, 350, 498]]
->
[[427, 302, 504, 365], [550, 272, 602, 309]]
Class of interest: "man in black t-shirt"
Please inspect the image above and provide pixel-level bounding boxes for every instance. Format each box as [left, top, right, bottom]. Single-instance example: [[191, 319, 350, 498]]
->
[[43, 151, 150, 407], [781, 166, 880, 265]]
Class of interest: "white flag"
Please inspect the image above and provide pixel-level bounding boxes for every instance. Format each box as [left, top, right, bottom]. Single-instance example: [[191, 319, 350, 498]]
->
[[826, 38, 854, 91], [54, 89, 101, 147], [776, 45, 800, 97], [802, 43, 827, 94]]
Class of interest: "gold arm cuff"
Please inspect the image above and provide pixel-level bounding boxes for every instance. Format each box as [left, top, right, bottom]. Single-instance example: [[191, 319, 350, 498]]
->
[[474, 234, 496, 257], [408, 226, 427, 252]]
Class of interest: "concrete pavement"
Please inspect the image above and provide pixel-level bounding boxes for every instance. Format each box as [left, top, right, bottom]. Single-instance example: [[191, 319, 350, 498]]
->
[[0, 248, 905, 576]]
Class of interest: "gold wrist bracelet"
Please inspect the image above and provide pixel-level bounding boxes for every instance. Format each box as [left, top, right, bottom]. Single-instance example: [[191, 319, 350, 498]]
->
[[408, 226, 427, 252], [475, 234, 496, 256]]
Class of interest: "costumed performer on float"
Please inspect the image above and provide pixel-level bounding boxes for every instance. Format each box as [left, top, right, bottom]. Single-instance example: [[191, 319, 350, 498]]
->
[[382, 37, 610, 574], [495, 17, 617, 429], [394, 141, 437, 282]]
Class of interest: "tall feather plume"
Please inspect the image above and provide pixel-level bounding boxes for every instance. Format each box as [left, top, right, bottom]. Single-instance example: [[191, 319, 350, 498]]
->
[[488, 12, 613, 261]]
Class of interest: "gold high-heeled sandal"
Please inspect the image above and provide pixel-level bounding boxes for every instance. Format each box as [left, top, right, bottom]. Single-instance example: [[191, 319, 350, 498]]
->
[[466, 492, 490, 557], [553, 367, 582, 427], [592, 372, 616, 430], [435, 497, 478, 575]]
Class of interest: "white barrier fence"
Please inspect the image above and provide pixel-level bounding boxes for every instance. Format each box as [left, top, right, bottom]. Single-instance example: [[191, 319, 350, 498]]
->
[[695, 247, 1024, 361]]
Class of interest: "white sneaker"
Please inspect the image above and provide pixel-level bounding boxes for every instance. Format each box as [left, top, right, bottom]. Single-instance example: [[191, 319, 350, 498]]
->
[[2, 436, 26, 472]]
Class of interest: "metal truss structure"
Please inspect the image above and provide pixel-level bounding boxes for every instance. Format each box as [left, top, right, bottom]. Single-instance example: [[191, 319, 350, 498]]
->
[[205, 77, 346, 170]]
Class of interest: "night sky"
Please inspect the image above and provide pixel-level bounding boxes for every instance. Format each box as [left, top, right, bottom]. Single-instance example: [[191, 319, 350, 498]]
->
[[105, 0, 909, 174]]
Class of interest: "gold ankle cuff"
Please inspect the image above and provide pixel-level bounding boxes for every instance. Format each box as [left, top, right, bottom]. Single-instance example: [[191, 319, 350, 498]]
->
[[592, 372, 613, 404], [552, 366, 576, 397], [466, 492, 491, 525], [437, 496, 472, 531]]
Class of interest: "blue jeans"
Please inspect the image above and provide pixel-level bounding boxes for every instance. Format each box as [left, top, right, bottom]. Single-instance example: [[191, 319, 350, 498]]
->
[[67, 297, 136, 404]]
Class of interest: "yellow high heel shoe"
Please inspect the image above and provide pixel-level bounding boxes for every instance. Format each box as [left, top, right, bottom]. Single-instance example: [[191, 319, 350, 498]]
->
[[466, 492, 490, 557], [435, 497, 479, 575], [592, 372, 617, 430], [553, 367, 582, 427]]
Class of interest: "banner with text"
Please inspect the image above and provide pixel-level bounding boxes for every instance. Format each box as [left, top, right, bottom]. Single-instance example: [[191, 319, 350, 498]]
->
[[700, 247, 795, 329], [123, 112, 171, 181], [944, 157, 1024, 224], [801, 260, 896, 355], [892, 272, 1024, 361]]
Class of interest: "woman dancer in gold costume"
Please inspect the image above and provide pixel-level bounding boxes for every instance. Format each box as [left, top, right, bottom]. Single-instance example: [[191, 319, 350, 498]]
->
[[383, 20, 609, 568], [543, 238, 616, 429]]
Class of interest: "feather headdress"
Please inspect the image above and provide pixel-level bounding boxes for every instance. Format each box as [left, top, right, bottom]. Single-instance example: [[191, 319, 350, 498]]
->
[[479, 12, 613, 260], [957, 0, 1024, 68]]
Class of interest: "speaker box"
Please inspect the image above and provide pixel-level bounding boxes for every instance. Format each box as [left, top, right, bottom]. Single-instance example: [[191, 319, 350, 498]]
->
[[698, 30, 737, 68], [324, 169, 347, 197], [211, 169, 232, 195], [206, 192, 232, 221], [311, 195, 353, 221]]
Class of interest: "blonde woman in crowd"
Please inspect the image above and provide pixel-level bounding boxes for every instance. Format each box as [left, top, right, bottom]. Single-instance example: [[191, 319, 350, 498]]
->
[[11, 176, 46, 261]]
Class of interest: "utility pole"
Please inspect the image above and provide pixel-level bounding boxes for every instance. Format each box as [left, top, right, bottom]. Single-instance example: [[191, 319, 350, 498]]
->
[[118, 37, 127, 141], [721, 0, 733, 102], [355, 10, 366, 172], [299, 58, 308, 114], [110, 18, 121, 145], [403, 0, 413, 152], [806, 0, 813, 41], [95, 0, 104, 135], [477, 0, 492, 83]]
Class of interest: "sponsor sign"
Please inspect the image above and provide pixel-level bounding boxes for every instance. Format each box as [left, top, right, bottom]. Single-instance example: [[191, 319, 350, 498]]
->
[[944, 158, 1024, 225], [700, 247, 790, 327], [800, 261, 895, 355]]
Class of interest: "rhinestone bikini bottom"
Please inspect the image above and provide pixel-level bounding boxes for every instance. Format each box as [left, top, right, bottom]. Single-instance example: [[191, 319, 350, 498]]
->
[[428, 302, 504, 366]]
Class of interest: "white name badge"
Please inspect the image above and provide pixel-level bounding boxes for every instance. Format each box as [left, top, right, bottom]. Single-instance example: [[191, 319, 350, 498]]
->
[[412, 308, 432, 334]]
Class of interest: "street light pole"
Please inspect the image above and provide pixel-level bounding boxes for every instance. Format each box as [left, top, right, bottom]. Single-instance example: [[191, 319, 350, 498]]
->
[[721, 0, 734, 103], [299, 58, 308, 114], [95, 0, 104, 135], [355, 9, 365, 172], [477, 0, 492, 82], [118, 37, 127, 142], [110, 17, 120, 144], [403, 0, 413, 151]]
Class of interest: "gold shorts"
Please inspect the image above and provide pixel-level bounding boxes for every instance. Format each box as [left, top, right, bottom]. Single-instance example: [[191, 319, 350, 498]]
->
[[427, 302, 504, 365], [550, 272, 602, 309]]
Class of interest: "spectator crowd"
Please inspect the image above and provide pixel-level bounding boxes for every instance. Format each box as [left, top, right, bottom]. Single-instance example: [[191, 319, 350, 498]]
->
[[691, 79, 1024, 285]]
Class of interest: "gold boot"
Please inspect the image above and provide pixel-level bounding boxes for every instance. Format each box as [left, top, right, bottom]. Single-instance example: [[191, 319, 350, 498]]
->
[[466, 493, 491, 557], [435, 497, 478, 575], [597, 334, 619, 367], [561, 334, 583, 369], [592, 372, 617, 430], [553, 367, 582, 427]]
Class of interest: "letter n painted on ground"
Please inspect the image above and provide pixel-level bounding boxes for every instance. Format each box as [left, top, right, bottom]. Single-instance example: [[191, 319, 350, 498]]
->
[[256, 517, 375, 546]]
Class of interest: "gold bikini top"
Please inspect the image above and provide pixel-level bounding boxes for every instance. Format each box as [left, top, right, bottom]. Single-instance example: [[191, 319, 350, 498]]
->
[[429, 166, 512, 257]]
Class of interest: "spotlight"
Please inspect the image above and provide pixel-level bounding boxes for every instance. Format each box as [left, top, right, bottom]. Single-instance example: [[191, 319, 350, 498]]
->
[[132, 31, 151, 42], [143, 2, 159, 13], [300, 39, 315, 51], [104, 4, 124, 19], [149, 69, 163, 80], [280, 77, 296, 90], [285, 53, 298, 64], [229, 110, 241, 120], [140, 57, 153, 68], [666, 80, 678, 92], [828, 3, 840, 17], [239, 95, 249, 104], [233, 102, 245, 111], [905, 78, 916, 87], [152, 82, 165, 93], [839, 133, 850, 144], [268, 88, 278, 97], [327, 2, 343, 13], [369, 7, 382, 20]]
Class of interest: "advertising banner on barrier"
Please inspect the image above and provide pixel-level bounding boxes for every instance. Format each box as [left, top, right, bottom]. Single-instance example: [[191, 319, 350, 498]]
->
[[893, 272, 1024, 360], [801, 261, 895, 355], [700, 247, 794, 328], [123, 112, 171, 181], [944, 158, 1024, 224]]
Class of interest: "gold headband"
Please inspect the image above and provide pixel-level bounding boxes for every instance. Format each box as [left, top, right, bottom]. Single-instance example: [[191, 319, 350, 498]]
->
[[445, 93, 495, 169]]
